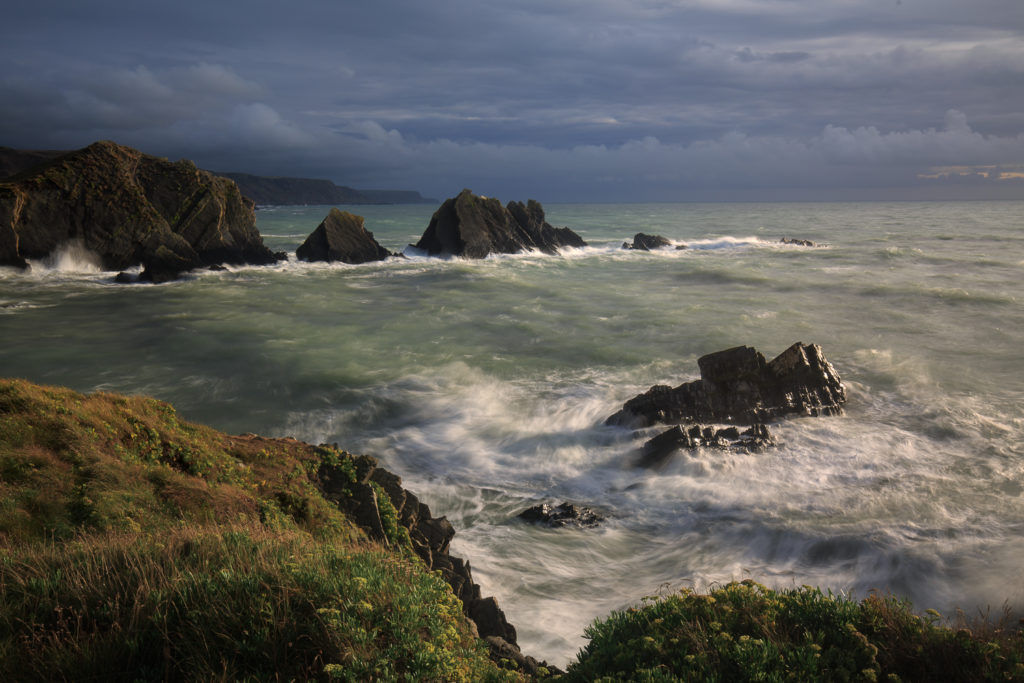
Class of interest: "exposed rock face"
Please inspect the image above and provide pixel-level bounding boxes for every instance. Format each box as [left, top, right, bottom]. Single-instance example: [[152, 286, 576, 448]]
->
[[638, 423, 776, 468], [517, 502, 605, 528], [413, 189, 586, 258], [624, 232, 672, 250], [0, 140, 283, 282], [607, 342, 846, 428], [296, 208, 393, 264], [316, 452, 549, 675]]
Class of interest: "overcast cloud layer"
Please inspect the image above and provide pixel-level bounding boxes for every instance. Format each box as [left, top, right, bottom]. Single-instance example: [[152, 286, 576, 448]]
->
[[2, 0, 1023, 201]]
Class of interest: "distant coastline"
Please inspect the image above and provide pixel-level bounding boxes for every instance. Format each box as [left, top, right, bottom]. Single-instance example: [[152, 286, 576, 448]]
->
[[216, 171, 437, 206]]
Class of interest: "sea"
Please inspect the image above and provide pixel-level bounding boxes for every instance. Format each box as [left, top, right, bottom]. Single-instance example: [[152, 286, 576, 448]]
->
[[1, 200, 1022, 666]]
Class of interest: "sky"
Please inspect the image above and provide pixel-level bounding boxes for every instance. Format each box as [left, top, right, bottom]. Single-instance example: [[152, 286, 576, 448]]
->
[[2, 0, 1023, 202]]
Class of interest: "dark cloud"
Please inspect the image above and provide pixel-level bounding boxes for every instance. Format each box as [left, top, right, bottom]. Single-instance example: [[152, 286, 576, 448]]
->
[[1, 0, 1022, 200]]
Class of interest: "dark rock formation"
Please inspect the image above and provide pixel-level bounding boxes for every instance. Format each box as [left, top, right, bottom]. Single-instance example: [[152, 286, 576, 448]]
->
[[623, 233, 672, 250], [607, 342, 846, 428], [0, 141, 284, 282], [295, 208, 393, 264], [316, 451, 549, 675], [413, 189, 586, 258], [780, 237, 816, 247], [517, 502, 605, 529], [638, 423, 776, 468]]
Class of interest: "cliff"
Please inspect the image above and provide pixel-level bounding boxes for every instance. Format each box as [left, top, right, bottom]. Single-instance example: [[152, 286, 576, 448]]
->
[[0, 378, 539, 680], [0, 141, 283, 282], [217, 172, 436, 206]]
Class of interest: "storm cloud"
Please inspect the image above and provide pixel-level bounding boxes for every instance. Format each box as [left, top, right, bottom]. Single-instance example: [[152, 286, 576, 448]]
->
[[2, 0, 1022, 201]]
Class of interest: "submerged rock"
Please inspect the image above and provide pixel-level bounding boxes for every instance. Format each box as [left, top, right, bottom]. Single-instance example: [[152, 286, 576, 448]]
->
[[517, 502, 605, 528], [637, 423, 776, 468], [412, 189, 586, 258], [296, 208, 393, 264], [607, 342, 846, 428], [0, 140, 284, 282], [623, 232, 672, 250], [780, 237, 816, 247]]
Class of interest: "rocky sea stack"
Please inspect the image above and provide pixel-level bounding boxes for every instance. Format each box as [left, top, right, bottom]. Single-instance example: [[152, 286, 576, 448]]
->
[[296, 208, 393, 264], [413, 188, 586, 258], [608, 342, 846, 428], [0, 141, 283, 282]]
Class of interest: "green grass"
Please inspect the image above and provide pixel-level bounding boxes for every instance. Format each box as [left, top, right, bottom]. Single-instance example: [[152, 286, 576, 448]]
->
[[0, 524, 503, 682], [0, 378, 520, 682], [563, 580, 1024, 682]]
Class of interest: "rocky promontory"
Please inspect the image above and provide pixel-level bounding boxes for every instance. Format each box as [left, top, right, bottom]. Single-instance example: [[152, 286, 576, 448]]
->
[[296, 208, 394, 264], [0, 141, 284, 282], [413, 189, 586, 258]]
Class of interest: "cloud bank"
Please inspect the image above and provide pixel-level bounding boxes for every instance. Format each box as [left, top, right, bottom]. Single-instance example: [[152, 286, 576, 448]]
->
[[1, 0, 1022, 201]]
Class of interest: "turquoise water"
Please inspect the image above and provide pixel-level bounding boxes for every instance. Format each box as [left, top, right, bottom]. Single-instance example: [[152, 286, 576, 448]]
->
[[2, 200, 1023, 664]]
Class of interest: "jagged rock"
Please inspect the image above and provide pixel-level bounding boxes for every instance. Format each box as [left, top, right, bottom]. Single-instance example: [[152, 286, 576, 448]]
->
[[412, 189, 586, 258], [780, 237, 816, 247], [351, 482, 389, 546], [623, 232, 672, 250], [0, 140, 284, 282], [316, 455, 538, 669], [607, 342, 846, 428], [638, 423, 777, 468], [485, 636, 550, 676], [517, 502, 605, 528], [296, 208, 393, 263]]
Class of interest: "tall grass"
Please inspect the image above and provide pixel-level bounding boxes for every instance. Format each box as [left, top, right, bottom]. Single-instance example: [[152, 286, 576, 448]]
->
[[0, 523, 511, 681]]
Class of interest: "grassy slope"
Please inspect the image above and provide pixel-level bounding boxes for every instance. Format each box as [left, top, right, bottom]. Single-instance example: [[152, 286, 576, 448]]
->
[[0, 378, 519, 682]]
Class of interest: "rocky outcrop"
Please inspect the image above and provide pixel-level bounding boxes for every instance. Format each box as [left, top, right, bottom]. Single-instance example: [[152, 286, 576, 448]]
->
[[0, 141, 284, 282], [780, 237, 816, 247], [316, 451, 549, 675], [623, 233, 672, 251], [637, 423, 776, 468], [413, 189, 586, 258], [517, 502, 605, 529], [607, 342, 846, 428], [295, 208, 393, 264]]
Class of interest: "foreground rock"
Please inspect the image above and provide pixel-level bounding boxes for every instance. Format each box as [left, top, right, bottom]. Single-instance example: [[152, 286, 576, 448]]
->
[[623, 233, 672, 250], [0, 140, 283, 282], [638, 423, 776, 468], [317, 450, 551, 675], [517, 502, 605, 528], [413, 188, 586, 258], [608, 342, 846, 428], [296, 208, 393, 263]]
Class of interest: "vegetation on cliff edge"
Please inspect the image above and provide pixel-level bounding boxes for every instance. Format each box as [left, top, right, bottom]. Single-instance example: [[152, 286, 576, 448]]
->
[[564, 580, 1024, 682], [0, 378, 518, 681]]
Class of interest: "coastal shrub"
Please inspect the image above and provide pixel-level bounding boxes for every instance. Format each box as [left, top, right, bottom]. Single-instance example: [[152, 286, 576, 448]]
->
[[564, 580, 1024, 682]]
